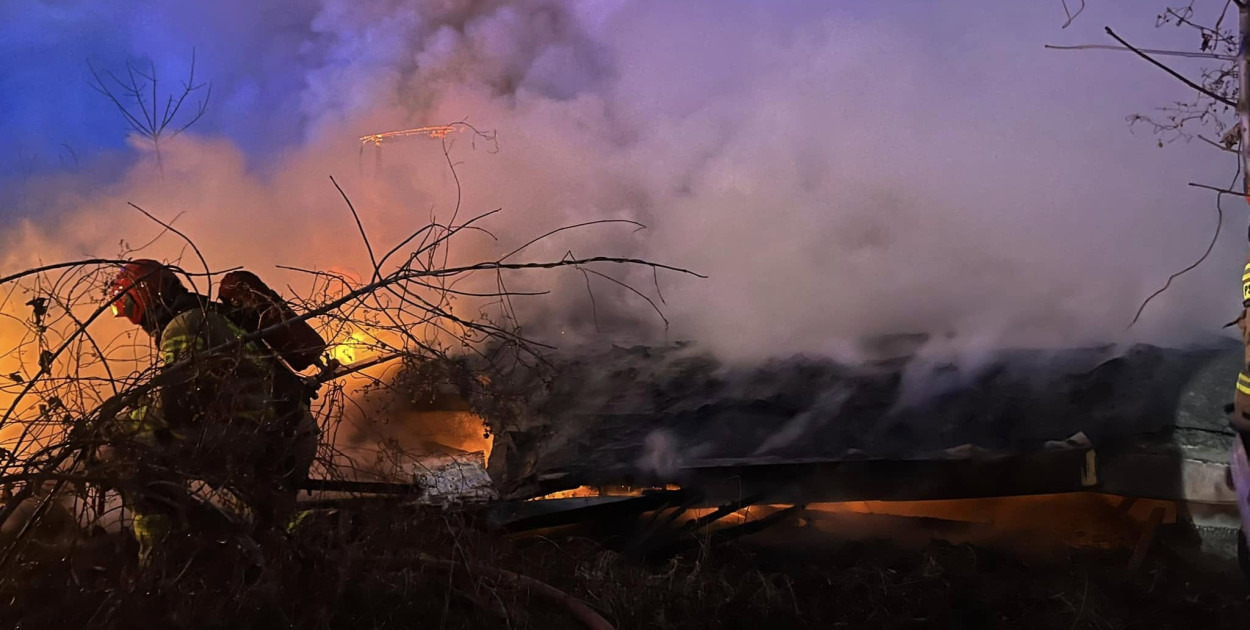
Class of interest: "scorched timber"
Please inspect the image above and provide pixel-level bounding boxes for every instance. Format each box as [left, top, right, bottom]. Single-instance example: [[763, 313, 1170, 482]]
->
[[471, 337, 1243, 505]]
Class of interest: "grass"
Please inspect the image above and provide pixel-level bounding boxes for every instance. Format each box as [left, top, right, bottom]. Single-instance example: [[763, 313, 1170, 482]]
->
[[2, 503, 1249, 630]]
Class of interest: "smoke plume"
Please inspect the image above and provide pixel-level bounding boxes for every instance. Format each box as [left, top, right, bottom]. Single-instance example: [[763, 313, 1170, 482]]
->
[[0, 0, 1242, 370]]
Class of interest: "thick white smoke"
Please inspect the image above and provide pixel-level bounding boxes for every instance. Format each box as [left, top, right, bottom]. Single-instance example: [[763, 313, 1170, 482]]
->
[[0, 0, 1243, 369]]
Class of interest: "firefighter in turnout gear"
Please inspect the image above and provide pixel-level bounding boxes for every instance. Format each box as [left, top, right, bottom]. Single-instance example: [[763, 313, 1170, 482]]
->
[[1233, 252, 1250, 435], [1229, 250, 1250, 580], [104, 259, 321, 567]]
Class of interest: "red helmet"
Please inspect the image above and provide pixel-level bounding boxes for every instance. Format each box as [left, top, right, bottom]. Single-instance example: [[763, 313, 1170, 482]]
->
[[107, 259, 184, 325]]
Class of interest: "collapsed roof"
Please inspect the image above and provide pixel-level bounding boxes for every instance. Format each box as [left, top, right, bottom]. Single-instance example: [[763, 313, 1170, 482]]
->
[[470, 336, 1242, 503]]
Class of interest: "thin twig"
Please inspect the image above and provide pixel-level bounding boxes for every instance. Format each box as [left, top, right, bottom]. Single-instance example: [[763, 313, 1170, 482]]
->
[[1061, 0, 1086, 28], [1186, 181, 1247, 195], [499, 220, 647, 263], [0, 260, 131, 287], [1196, 134, 1240, 153], [580, 266, 670, 329], [1129, 164, 1239, 327], [330, 176, 380, 281], [1105, 27, 1237, 108], [1045, 43, 1235, 61], [127, 203, 212, 298]]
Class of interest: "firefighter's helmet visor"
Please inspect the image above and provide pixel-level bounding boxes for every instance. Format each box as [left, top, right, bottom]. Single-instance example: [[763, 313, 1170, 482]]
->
[[110, 293, 137, 320]]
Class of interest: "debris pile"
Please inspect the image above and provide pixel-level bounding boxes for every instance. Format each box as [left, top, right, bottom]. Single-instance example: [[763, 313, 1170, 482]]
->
[[473, 338, 1238, 501], [407, 450, 497, 505]]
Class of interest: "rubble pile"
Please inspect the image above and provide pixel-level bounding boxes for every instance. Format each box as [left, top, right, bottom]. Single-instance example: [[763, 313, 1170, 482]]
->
[[474, 337, 1239, 495], [407, 450, 497, 504]]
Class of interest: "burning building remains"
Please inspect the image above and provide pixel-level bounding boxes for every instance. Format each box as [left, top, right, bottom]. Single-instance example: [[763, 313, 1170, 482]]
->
[[7, 1, 1250, 627], [473, 335, 1240, 507]]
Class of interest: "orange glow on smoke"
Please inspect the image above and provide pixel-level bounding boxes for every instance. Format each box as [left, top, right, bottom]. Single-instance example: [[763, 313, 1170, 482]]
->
[[359, 126, 458, 146], [328, 329, 372, 366]]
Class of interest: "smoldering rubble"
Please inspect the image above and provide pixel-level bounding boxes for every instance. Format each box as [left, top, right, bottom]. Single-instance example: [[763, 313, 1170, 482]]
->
[[469, 334, 1239, 497]]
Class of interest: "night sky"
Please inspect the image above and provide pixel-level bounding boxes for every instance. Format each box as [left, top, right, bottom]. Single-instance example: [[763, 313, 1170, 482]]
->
[[0, 2, 1213, 180]]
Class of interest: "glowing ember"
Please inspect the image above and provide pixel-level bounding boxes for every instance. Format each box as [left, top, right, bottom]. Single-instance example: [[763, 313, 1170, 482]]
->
[[676, 493, 1177, 550], [522, 489, 1179, 552], [529, 485, 681, 500], [359, 125, 458, 146]]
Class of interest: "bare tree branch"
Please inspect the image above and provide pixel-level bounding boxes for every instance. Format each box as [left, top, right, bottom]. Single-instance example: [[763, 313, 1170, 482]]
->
[[1061, 0, 1086, 28], [86, 50, 211, 175], [0, 113, 703, 606], [127, 203, 212, 298], [1045, 43, 1235, 60], [1129, 163, 1240, 327], [1105, 27, 1238, 108]]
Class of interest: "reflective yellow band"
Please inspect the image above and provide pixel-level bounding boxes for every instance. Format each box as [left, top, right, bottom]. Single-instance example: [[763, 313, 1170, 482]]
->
[[1239, 373, 1250, 384], [1237, 382, 1250, 396]]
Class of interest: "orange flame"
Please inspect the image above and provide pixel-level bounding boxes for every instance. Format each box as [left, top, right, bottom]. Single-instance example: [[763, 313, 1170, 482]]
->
[[359, 125, 458, 146], [328, 329, 371, 366]]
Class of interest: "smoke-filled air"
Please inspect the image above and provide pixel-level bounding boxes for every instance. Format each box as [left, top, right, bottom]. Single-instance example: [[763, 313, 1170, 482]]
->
[[0, 0, 1240, 364]]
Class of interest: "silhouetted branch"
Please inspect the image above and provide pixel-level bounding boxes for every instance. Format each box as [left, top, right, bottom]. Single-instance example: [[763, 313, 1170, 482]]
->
[[86, 49, 211, 175], [1044, 43, 1234, 60], [1129, 164, 1240, 327], [1105, 27, 1237, 108], [1061, 0, 1086, 28]]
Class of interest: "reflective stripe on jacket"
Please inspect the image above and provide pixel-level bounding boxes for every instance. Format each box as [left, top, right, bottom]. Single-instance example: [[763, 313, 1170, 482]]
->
[[128, 308, 277, 436]]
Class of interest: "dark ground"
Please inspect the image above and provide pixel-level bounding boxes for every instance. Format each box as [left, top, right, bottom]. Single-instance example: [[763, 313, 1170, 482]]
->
[[3, 502, 1249, 630]]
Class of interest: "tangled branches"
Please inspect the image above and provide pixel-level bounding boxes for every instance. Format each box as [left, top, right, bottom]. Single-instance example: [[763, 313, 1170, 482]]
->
[[0, 130, 700, 613], [1051, 1, 1250, 324], [1123, 2, 1242, 148], [88, 49, 211, 177]]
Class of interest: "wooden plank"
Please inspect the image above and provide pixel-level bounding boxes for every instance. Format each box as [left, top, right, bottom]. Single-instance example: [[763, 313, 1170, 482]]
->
[[1099, 454, 1237, 504], [554, 445, 1239, 506], [298, 479, 423, 494]]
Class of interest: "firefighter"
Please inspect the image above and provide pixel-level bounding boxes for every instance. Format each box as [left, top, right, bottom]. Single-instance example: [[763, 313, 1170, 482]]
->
[[1230, 250, 1250, 580], [1233, 251, 1250, 434], [103, 259, 318, 567]]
